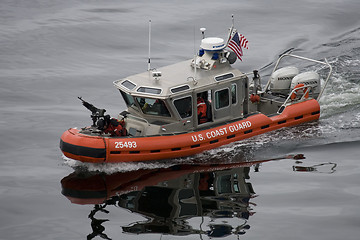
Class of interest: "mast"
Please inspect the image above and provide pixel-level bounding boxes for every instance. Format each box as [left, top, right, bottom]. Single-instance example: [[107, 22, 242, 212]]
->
[[194, 26, 197, 82], [225, 14, 235, 48], [148, 20, 151, 71]]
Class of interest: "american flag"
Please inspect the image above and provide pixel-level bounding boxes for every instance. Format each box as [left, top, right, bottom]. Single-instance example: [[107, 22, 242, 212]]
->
[[227, 29, 248, 61]]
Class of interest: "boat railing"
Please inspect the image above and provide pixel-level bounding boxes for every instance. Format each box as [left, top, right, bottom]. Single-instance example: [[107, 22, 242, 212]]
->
[[277, 85, 313, 114], [264, 53, 333, 101]]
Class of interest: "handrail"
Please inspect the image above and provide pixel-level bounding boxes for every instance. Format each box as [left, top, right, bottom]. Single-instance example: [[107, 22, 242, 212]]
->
[[277, 85, 313, 114], [317, 58, 332, 101], [264, 53, 332, 101]]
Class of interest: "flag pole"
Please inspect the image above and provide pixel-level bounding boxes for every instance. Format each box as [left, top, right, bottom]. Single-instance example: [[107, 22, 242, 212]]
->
[[225, 15, 234, 48]]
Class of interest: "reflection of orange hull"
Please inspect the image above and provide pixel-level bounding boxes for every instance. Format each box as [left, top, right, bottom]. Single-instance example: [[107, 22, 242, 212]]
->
[[61, 170, 155, 205], [61, 160, 264, 205], [60, 99, 320, 163]]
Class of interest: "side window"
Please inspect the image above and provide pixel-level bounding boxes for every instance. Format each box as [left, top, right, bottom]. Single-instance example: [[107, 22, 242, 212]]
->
[[215, 88, 229, 109], [174, 96, 192, 118], [135, 97, 171, 117], [231, 83, 237, 104]]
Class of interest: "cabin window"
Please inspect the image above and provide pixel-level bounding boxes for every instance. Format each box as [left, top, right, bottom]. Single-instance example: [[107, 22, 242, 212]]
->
[[214, 88, 229, 109], [174, 96, 192, 118], [120, 90, 135, 107], [231, 83, 237, 104], [171, 85, 190, 93], [135, 97, 171, 117], [121, 80, 136, 90], [215, 73, 234, 81], [137, 87, 162, 95]]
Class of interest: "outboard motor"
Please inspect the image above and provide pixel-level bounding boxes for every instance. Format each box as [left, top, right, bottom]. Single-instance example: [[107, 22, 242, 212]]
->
[[269, 66, 299, 95], [290, 71, 321, 97]]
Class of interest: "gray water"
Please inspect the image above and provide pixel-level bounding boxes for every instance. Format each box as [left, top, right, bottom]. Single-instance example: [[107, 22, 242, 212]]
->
[[1, 0, 360, 239]]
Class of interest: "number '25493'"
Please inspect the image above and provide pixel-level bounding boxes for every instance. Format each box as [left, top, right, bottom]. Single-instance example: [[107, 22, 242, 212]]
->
[[115, 141, 137, 148]]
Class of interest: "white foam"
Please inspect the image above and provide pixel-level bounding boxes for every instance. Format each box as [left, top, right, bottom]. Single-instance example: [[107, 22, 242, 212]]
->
[[62, 154, 193, 174], [319, 57, 360, 117]]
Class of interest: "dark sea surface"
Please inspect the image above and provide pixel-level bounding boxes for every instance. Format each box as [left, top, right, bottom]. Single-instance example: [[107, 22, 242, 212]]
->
[[1, 0, 360, 239]]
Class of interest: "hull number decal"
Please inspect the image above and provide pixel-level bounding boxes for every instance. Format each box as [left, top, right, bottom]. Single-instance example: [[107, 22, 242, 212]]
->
[[191, 120, 252, 143], [115, 141, 137, 149]]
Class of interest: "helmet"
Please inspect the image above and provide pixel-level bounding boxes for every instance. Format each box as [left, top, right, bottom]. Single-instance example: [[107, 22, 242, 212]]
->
[[96, 118, 106, 130]]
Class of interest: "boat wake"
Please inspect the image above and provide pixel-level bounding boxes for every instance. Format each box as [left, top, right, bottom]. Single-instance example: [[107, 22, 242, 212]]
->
[[320, 57, 360, 118], [62, 155, 182, 174]]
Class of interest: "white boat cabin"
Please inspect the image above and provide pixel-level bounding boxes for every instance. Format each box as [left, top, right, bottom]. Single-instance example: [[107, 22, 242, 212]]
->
[[114, 37, 251, 136], [113, 36, 330, 137]]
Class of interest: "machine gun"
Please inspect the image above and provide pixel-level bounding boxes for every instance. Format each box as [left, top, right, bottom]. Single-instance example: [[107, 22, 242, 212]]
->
[[78, 97, 107, 128]]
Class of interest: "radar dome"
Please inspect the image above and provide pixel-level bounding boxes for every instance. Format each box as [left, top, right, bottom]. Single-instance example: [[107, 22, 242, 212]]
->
[[200, 37, 225, 51]]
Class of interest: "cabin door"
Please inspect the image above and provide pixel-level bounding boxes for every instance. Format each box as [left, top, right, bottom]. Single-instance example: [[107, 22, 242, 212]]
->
[[212, 80, 246, 121], [212, 86, 231, 121], [230, 80, 248, 118]]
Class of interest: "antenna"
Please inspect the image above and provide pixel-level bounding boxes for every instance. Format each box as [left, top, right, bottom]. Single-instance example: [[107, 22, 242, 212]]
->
[[148, 20, 151, 71], [193, 26, 197, 84], [187, 26, 199, 85]]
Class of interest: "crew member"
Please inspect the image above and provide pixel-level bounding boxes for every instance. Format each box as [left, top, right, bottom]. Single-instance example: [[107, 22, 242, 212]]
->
[[197, 94, 208, 124], [103, 115, 127, 136]]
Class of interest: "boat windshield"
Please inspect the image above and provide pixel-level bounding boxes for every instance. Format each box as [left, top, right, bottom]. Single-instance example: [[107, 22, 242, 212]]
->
[[135, 97, 171, 117], [120, 90, 136, 107], [174, 96, 192, 118]]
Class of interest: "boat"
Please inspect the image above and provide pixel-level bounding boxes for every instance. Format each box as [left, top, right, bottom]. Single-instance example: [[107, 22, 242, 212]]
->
[[60, 25, 332, 163]]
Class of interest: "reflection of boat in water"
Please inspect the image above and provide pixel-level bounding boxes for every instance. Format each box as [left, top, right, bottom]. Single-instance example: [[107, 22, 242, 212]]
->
[[61, 152, 343, 239], [61, 155, 305, 238], [120, 166, 255, 237], [59, 21, 332, 163], [61, 160, 267, 238]]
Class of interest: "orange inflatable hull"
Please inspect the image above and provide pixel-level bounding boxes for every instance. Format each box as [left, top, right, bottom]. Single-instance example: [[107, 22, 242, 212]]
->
[[60, 99, 320, 163]]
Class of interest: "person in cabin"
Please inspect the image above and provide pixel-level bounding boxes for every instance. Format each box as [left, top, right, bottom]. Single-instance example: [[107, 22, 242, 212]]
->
[[197, 93, 208, 124]]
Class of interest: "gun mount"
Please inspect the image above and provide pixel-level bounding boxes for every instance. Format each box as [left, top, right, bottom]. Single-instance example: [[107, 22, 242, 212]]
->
[[78, 97, 107, 128]]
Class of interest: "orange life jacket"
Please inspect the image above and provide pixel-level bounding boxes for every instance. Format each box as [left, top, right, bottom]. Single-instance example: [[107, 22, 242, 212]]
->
[[104, 119, 127, 136], [197, 97, 207, 124]]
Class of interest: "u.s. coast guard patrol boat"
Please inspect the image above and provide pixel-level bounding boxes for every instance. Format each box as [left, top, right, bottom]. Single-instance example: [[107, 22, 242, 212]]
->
[[60, 26, 332, 163]]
